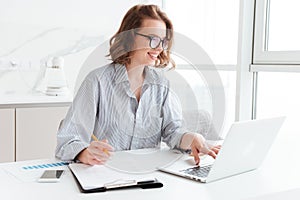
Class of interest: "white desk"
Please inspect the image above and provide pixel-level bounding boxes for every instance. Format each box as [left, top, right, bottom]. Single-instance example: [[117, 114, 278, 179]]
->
[[0, 133, 299, 200]]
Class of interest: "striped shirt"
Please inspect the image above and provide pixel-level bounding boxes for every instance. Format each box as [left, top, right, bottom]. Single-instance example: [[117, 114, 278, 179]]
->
[[55, 63, 187, 161]]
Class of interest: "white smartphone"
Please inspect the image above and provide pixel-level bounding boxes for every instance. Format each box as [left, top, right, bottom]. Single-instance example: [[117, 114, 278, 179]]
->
[[38, 170, 64, 183]]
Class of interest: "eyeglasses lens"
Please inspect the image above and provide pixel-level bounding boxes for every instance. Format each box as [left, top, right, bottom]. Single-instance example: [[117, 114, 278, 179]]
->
[[150, 37, 168, 50]]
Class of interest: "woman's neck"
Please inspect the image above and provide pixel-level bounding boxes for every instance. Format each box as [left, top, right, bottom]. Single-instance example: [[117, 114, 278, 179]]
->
[[126, 61, 145, 80], [126, 63, 145, 102]]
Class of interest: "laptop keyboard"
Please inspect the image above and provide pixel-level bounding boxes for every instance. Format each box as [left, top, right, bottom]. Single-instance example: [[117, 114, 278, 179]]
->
[[181, 165, 212, 178]]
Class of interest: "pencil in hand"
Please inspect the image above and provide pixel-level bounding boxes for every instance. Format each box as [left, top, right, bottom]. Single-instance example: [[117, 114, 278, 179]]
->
[[91, 134, 110, 156]]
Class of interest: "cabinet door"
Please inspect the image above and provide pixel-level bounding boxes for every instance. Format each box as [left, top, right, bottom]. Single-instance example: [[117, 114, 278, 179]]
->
[[0, 109, 15, 162], [16, 106, 69, 161]]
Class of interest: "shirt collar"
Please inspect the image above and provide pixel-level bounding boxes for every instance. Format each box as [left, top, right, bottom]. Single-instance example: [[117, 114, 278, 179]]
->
[[113, 63, 155, 84], [114, 63, 129, 84], [144, 66, 168, 87], [143, 66, 155, 85], [113, 63, 167, 87]]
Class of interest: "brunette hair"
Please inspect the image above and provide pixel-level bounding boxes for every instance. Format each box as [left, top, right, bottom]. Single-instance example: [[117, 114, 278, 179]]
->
[[108, 4, 175, 68]]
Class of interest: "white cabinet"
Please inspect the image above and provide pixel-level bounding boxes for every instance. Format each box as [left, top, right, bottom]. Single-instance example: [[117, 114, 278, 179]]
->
[[0, 109, 15, 162], [16, 106, 69, 161], [0, 106, 69, 163]]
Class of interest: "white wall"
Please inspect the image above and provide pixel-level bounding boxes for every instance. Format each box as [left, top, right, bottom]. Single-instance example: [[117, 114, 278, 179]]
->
[[0, 0, 161, 95]]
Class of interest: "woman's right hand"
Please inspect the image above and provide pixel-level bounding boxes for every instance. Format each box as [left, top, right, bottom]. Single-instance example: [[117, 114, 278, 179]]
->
[[77, 139, 114, 165]]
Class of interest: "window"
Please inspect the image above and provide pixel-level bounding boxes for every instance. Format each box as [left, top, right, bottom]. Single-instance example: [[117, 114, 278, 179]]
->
[[253, 0, 300, 148], [256, 72, 300, 154], [268, 0, 300, 51], [163, 0, 239, 135], [164, 0, 240, 65], [253, 0, 300, 64]]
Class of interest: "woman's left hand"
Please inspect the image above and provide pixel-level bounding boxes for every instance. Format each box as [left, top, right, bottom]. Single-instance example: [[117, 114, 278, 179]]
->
[[180, 133, 221, 165]]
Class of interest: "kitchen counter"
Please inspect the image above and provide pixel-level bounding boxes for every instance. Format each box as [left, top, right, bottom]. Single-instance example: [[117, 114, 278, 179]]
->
[[0, 91, 73, 108]]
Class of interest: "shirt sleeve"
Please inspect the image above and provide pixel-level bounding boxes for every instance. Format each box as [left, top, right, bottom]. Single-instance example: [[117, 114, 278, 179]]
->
[[55, 73, 100, 161], [161, 84, 188, 149]]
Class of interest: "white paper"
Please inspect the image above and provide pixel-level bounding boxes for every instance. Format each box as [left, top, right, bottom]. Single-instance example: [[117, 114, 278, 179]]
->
[[69, 163, 148, 190], [105, 148, 183, 173], [2, 159, 68, 182], [69, 148, 181, 190]]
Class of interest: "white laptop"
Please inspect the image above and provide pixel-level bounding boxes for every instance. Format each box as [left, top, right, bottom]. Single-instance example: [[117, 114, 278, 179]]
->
[[158, 117, 285, 183]]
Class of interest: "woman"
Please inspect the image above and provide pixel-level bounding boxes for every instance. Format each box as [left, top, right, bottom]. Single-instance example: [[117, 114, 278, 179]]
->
[[55, 4, 220, 166]]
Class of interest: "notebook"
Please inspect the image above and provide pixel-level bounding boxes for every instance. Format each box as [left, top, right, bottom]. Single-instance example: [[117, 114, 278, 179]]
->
[[69, 163, 163, 193], [69, 148, 192, 192], [158, 117, 285, 183]]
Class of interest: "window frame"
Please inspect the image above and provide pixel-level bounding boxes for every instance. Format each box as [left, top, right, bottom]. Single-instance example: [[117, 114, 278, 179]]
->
[[253, 0, 300, 65], [162, 0, 254, 121]]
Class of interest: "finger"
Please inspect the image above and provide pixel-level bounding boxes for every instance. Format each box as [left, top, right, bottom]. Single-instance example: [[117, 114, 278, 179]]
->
[[211, 147, 220, 154], [207, 144, 221, 149], [207, 150, 217, 159], [102, 141, 114, 154], [90, 148, 111, 160], [87, 152, 103, 165], [89, 145, 113, 158], [191, 147, 200, 165], [87, 146, 111, 163], [90, 150, 110, 164], [92, 141, 114, 151], [89, 158, 104, 165], [93, 156, 109, 164], [199, 144, 211, 155], [101, 139, 108, 143], [91, 141, 112, 149]]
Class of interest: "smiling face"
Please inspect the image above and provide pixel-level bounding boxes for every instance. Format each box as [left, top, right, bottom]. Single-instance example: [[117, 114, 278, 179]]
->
[[129, 19, 167, 67]]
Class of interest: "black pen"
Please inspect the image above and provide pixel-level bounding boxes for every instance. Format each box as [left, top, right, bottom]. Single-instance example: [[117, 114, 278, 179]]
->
[[137, 179, 156, 184]]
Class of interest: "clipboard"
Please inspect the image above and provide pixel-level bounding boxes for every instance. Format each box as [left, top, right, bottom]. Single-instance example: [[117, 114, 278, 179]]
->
[[69, 163, 163, 193]]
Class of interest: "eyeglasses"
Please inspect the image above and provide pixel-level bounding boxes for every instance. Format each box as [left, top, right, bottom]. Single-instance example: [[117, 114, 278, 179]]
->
[[134, 32, 169, 50]]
